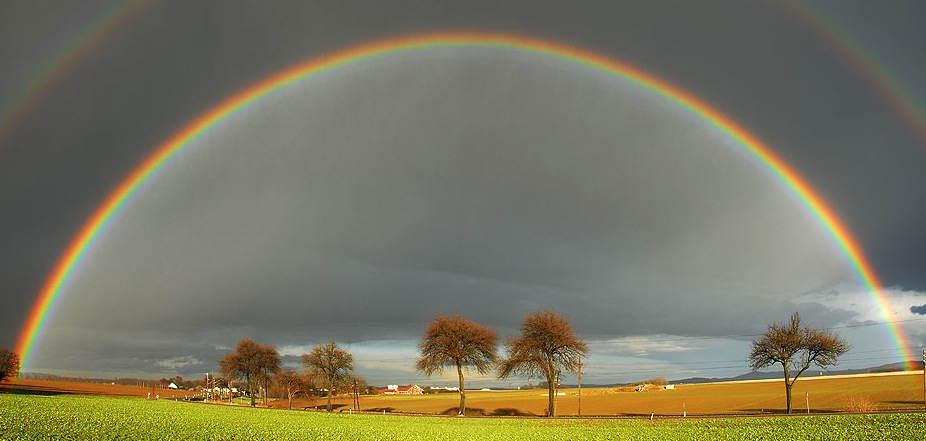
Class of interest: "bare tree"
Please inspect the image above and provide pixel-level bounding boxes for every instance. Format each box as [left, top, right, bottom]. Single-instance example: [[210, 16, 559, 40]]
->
[[275, 370, 308, 410], [0, 349, 19, 383], [749, 312, 849, 414], [302, 342, 353, 412], [257, 347, 281, 405], [416, 315, 498, 416], [219, 339, 281, 407], [498, 311, 587, 417]]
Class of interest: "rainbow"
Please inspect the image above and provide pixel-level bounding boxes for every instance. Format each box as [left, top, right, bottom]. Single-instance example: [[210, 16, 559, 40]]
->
[[15, 32, 914, 369], [0, 0, 149, 144], [783, 2, 926, 147]]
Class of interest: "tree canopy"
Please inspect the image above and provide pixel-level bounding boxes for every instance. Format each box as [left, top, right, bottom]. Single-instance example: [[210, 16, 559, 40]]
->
[[498, 311, 586, 417], [749, 312, 849, 413], [219, 339, 281, 407], [0, 349, 19, 383], [417, 315, 498, 415], [275, 369, 310, 410], [302, 342, 353, 412]]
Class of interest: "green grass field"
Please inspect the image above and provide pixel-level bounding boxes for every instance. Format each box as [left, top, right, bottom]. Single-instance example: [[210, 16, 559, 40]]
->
[[1, 393, 924, 440]]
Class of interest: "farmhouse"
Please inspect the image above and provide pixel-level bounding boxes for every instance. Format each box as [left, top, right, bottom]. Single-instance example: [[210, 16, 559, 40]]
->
[[379, 384, 424, 395], [429, 386, 459, 392]]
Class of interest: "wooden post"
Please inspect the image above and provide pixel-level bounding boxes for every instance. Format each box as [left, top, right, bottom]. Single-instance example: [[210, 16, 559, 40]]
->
[[805, 392, 809, 414], [922, 348, 925, 410], [577, 360, 583, 417]]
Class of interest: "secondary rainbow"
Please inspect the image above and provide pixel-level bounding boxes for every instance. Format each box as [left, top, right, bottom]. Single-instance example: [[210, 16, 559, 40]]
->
[[783, 1, 926, 147], [0, 0, 149, 144], [15, 32, 913, 369]]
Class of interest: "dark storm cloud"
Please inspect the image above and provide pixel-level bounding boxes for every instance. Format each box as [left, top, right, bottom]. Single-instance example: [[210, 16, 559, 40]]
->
[[911, 305, 926, 315], [28, 50, 862, 375], [1, 0, 925, 377]]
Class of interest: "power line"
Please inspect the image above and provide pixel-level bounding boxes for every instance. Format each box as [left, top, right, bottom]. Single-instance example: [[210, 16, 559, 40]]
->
[[284, 317, 925, 382], [615, 354, 916, 378], [830, 317, 926, 330], [590, 348, 908, 368], [351, 326, 918, 365], [592, 317, 926, 345], [352, 352, 909, 380]]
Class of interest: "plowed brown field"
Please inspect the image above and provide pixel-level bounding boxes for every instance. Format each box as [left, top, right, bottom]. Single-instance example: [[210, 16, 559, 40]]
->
[[1, 378, 190, 399]]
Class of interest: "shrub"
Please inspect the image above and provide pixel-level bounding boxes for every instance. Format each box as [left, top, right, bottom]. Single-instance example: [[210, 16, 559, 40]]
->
[[844, 395, 876, 413], [644, 377, 668, 386]]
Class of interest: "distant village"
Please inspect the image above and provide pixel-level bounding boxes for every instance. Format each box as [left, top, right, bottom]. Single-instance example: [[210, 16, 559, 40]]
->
[[19, 372, 553, 401], [162, 378, 504, 398]]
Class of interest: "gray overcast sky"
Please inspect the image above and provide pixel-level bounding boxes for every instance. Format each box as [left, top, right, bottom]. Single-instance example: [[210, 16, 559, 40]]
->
[[1, 0, 925, 385]]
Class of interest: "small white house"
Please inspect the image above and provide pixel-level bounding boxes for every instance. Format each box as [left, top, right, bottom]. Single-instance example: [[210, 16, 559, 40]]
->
[[167, 382, 179, 390]]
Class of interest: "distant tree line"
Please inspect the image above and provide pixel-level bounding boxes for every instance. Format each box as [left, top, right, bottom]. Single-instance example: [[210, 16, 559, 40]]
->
[[157, 376, 199, 389], [212, 310, 587, 417], [217, 339, 365, 411]]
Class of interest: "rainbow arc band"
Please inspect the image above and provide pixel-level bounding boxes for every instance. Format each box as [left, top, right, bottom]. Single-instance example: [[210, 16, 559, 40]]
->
[[784, 1, 926, 147], [14, 32, 913, 369], [0, 0, 149, 143]]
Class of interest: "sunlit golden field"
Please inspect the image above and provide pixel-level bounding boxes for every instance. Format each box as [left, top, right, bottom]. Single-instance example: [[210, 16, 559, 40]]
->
[[274, 372, 924, 416]]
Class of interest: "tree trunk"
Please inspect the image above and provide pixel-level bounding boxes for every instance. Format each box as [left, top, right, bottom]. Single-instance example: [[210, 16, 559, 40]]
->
[[288, 389, 293, 410], [549, 362, 559, 417], [783, 366, 792, 414], [547, 382, 556, 417], [577, 361, 583, 417], [546, 369, 557, 418], [247, 374, 255, 407], [327, 378, 333, 412], [456, 362, 466, 416]]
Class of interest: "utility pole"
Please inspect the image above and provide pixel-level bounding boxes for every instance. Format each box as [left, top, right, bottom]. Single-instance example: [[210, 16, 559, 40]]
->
[[922, 348, 925, 411], [577, 360, 583, 416]]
